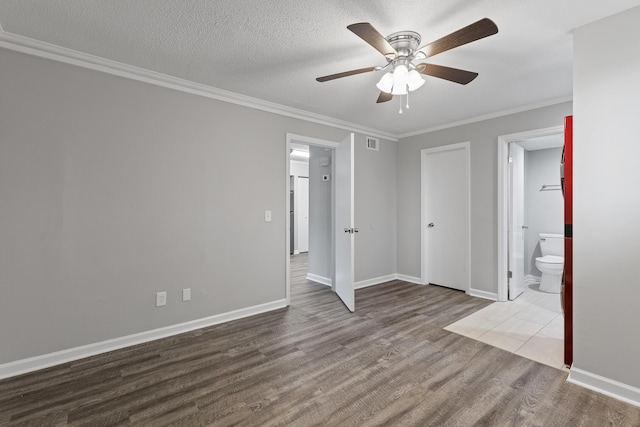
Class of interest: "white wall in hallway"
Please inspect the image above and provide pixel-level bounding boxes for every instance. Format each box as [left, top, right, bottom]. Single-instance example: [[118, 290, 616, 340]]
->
[[308, 146, 332, 280], [290, 160, 309, 254]]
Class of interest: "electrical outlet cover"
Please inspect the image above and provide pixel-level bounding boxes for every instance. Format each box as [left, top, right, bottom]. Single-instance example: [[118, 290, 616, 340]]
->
[[156, 291, 167, 307]]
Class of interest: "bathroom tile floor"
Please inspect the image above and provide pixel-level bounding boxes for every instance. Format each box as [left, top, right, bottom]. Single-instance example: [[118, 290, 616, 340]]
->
[[445, 283, 567, 370]]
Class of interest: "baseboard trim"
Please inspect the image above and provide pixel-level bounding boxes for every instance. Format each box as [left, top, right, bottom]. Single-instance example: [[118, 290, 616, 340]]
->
[[468, 288, 498, 301], [306, 273, 332, 287], [567, 367, 640, 408], [0, 299, 287, 380], [355, 274, 398, 290], [524, 275, 541, 285], [396, 274, 422, 285]]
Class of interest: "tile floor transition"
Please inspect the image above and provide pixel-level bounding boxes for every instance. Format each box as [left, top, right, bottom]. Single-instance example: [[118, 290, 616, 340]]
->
[[445, 283, 567, 370]]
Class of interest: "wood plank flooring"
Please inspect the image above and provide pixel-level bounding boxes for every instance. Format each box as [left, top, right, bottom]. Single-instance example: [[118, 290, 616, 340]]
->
[[1, 254, 639, 426]]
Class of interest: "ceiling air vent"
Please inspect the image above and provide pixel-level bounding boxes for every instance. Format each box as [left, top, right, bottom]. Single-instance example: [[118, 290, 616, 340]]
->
[[366, 136, 379, 151]]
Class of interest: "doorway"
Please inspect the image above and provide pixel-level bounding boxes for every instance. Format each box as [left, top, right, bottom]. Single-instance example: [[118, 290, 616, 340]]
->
[[421, 142, 470, 292], [285, 133, 355, 312], [497, 126, 564, 300], [498, 125, 567, 367]]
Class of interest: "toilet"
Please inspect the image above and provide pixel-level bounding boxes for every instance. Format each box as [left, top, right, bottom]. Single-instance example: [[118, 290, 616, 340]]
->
[[535, 233, 564, 293]]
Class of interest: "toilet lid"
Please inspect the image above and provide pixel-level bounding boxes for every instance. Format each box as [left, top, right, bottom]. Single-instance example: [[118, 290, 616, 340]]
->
[[536, 255, 564, 264]]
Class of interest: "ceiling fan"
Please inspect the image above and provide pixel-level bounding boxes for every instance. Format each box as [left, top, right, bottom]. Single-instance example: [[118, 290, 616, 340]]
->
[[316, 18, 498, 105]]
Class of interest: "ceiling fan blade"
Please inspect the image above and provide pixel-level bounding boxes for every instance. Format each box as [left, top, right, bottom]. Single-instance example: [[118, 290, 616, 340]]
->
[[376, 91, 393, 103], [417, 18, 498, 59], [347, 23, 398, 59], [316, 66, 376, 82], [416, 63, 479, 85]]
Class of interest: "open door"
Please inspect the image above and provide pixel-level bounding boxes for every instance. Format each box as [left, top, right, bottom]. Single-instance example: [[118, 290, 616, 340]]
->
[[508, 143, 525, 300], [334, 133, 355, 312]]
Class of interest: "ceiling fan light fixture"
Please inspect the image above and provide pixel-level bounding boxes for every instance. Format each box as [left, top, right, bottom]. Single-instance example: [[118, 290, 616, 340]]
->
[[407, 69, 425, 91], [392, 64, 408, 87], [391, 83, 408, 96], [376, 72, 394, 93]]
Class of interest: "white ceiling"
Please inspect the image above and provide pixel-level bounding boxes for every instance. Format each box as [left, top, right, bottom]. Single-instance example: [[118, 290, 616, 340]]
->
[[1, 1, 640, 137]]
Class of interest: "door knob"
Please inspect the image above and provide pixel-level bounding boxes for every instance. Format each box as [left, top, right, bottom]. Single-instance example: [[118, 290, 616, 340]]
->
[[344, 228, 351, 233], [428, 223, 435, 228]]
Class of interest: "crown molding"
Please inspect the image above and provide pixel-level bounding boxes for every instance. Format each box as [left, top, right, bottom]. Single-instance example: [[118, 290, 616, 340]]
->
[[0, 29, 398, 142], [0, 28, 573, 143], [397, 96, 573, 139]]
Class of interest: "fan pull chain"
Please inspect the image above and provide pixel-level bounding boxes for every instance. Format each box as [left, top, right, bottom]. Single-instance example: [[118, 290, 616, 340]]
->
[[406, 91, 410, 110], [399, 95, 403, 114]]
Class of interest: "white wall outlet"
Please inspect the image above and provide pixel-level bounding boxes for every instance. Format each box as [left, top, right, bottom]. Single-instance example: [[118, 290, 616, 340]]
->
[[156, 291, 167, 307], [182, 288, 191, 302], [264, 210, 272, 222]]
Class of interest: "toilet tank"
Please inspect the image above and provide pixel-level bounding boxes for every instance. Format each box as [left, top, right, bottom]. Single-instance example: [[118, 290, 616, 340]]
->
[[540, 233, 564, 257]]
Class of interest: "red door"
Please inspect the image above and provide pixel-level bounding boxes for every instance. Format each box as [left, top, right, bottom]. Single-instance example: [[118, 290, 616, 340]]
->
[[563, 116, 573, 366]]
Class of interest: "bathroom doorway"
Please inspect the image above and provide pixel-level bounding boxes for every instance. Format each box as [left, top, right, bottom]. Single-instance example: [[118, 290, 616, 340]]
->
[[498, 125, 564, 301], [510, 136, 565, 298], [497, 125, 566, 368]]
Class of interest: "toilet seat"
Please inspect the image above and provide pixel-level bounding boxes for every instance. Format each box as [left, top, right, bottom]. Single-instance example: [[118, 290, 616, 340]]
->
[[536, 255, 564, 264]]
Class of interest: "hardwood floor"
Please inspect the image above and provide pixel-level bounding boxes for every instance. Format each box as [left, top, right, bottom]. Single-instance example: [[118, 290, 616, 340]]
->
[[1, 254, 638, 426]]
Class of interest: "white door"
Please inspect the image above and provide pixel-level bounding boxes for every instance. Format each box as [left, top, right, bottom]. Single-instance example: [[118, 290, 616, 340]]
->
[[334, 133, 355, 312], [508, 143, 525, 300], [423, 143, 469, 291], [297, 177, 309, 253]]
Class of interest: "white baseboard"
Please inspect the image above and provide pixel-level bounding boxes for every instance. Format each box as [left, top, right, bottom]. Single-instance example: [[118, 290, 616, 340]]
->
[[0, 299, 287, 380], [355, 274, 398, 290], [567, 367, 640, 408], [524, 275, 541, 285], [468, 288, 498, 301], [306, 273, 332, 287], [396, 274, 422, 285]]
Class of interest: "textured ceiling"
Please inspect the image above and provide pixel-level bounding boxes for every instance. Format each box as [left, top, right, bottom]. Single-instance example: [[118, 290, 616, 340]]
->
[[1, 1, 640, 137]]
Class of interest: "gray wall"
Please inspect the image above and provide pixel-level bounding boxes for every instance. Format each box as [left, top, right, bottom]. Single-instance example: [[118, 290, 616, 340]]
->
[[307, 146, 332, 280], [573, 6, 640, 389], [523, 147, 564, 276], [0, 48, 358, 363], [355, 134, 397, 283], [397, 102, 573, 293]]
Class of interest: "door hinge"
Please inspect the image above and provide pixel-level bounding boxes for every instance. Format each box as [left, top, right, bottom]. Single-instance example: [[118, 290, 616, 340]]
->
[[507, 270, 513, 279]]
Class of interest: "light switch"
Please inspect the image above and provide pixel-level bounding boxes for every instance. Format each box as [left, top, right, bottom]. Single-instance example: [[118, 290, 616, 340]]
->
[[265, 210, 272, 222]]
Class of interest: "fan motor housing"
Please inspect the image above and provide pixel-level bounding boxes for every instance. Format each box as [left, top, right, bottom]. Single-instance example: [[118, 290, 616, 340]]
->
[[386, 31, 421, 57]]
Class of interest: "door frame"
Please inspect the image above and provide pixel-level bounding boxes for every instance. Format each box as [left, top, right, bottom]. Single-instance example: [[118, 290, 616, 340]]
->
[[285, 133, 339, 306], [420, 142, 471, 292], [496, 125, 563, 301], [508, 142, 525, 300]]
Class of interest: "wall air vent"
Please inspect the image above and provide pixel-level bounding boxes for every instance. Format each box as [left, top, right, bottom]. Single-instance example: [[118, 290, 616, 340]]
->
[[366, 136, 379, 151]]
